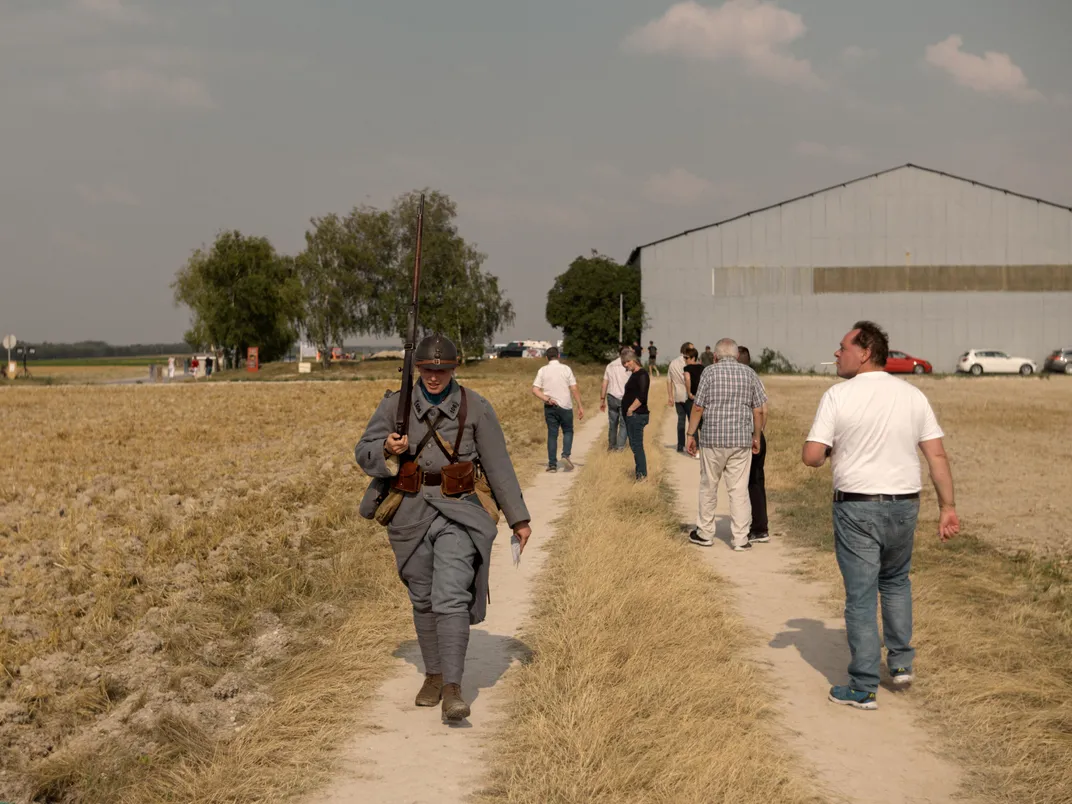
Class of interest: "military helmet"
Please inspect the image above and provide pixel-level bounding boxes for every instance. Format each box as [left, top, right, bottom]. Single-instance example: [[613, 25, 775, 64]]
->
[[414, 334, 459, 368]]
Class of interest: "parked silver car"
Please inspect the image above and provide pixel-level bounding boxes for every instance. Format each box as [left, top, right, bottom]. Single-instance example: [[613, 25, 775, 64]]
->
[[1043, 347, 1072, 374]]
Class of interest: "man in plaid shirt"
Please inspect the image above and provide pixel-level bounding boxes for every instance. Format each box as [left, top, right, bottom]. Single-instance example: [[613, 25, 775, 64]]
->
[[685, 338, 767, 551]]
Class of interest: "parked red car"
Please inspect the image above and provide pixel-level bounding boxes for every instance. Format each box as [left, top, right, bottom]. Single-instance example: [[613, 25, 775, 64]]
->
[[885, 350, 932, 374]]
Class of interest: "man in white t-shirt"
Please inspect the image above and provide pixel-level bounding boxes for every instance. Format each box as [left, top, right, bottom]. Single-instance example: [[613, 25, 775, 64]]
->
[[600, 346, 631, 452], [532, 347, 584, 472], [666, 341, 693, 453], [802, 320, 960, 711]]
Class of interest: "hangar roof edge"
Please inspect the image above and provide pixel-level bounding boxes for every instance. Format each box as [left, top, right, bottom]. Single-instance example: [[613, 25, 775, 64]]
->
[[624, 163, 1072, 266]]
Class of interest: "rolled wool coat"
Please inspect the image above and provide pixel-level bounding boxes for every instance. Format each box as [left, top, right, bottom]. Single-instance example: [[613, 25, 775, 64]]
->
[[356, 380, 530, 625]]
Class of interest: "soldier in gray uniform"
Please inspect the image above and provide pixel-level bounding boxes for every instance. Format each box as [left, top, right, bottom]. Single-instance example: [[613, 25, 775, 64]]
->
[[356, 334, 532, 720]]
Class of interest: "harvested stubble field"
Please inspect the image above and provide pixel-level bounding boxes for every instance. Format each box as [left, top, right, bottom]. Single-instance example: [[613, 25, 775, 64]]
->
[[762, 374, 1072, 804], [476, 403, 822, 804], [0, 362, 600, 803]]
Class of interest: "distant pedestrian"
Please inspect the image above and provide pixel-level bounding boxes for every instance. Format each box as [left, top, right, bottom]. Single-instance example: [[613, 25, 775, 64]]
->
[[738, 346, 769, 543], [683, 347, 704, 458], [168, 356, 176, 381], [600, 345, 631, 451], [685, 338, 766, 551], [621, 349, 651, 481], [802, 321, 959, 710], [701, 345, 715, 366], [647, 341, 660, 376], [666, 341, 694, 453], [532, 346, 585, 472]]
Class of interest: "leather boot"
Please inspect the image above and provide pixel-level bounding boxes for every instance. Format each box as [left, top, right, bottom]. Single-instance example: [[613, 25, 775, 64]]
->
[[415, 673, 443, 707], [441, 683, 470, 721]]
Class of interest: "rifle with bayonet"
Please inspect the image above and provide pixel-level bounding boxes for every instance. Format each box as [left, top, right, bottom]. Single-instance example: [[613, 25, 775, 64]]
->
[[368, 193, 424, 526], [395, 193, 424, 437]]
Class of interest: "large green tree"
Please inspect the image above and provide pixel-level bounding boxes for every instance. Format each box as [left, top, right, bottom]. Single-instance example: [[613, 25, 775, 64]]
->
[[172, 231, 303, 364], [347, 189, 515, 358], [546, 251, 643, 362]]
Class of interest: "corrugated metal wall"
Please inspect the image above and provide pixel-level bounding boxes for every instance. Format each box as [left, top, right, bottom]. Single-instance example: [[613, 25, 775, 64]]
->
[[639, 166, 1072, 372]]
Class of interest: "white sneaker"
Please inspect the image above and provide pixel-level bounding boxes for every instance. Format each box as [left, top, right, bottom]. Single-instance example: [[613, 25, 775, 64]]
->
[[732, 542, 753, 552]]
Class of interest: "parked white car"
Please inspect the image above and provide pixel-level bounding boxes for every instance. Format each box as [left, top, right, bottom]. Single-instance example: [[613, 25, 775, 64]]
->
[[957, 349, 1038, 376]]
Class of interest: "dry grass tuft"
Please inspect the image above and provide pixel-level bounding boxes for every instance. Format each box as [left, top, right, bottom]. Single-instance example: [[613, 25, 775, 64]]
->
[[0, 362, 600, 803], [475, 403, 823, 804], [762, 375, 1072, 804]]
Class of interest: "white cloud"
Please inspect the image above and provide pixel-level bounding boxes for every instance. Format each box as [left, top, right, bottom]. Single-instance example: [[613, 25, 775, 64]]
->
[[87, 67, 214, 109], [644, 168, 713, 206], [793, 141, 866, 165], [925, 35, 1043, 102], [75, 183, 141, 207], [842, 45, 878, 61], [622, 0, 822, 88]]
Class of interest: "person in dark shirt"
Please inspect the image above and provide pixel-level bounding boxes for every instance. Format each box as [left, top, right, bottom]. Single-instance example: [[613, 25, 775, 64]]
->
[[621, 349, 651, 480], [647, 341, 660, 376], [683, 347, 705, 454]]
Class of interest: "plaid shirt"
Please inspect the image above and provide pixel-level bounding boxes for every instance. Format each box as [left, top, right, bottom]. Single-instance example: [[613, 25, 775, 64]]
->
[[693, 360, 768, 449]]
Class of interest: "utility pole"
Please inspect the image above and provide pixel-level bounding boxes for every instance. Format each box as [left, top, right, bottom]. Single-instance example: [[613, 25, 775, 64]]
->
[[619, 293, 624, 344]]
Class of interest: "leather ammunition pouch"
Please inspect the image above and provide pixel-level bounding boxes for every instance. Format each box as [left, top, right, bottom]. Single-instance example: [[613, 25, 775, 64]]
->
[[391, 460, 422, 494], [441, 460, 476, 496]]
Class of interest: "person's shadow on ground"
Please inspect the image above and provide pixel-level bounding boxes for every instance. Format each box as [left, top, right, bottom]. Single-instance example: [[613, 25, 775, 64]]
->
[[769, 618, 849, 685], [393, 630, 533, 724]]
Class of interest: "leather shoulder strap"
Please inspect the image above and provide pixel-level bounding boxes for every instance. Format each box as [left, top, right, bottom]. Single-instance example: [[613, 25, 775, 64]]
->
[[453, 388, 468, 456]]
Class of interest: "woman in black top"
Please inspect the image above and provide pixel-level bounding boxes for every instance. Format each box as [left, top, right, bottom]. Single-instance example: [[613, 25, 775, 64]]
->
[[683, 347, 704, 444], [621, 350, 651, 480]]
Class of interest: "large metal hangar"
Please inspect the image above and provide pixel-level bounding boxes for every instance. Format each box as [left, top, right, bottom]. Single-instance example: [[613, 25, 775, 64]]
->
[[627, 164, 1072, 372]]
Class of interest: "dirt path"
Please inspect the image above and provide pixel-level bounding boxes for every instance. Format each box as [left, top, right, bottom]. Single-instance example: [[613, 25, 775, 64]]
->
[[663, 415, 971, 804], [312, 416, 603, 804]]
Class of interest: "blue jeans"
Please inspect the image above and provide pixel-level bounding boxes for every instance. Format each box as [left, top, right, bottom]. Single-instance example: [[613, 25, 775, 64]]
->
[[606, 395, 627, 450], [544, 405, 574, 467], [625, 413, 649, 479], [833, 499, 919, 693], [675, 401, 691, 451]]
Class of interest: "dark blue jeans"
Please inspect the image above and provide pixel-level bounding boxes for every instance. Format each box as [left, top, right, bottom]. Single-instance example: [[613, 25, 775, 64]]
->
[[606, 395, 627, 450], [625, 413, 649, 479], [544, 405, 574, 467], [833, 499, 919, 693], [675, 401, 691, 451]]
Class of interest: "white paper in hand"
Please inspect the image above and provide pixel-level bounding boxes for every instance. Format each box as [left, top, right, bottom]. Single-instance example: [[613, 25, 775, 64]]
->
[[511, 533, 522, 567]]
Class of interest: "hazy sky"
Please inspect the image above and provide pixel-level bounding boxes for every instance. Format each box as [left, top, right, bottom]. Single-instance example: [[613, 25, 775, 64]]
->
[[1, 0, 1070, 345]]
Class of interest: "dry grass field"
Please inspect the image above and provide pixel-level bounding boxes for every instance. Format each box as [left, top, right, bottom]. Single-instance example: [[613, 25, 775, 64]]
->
[[476, 403, 823, 804], [762, 374, 1072, 804], [0, 361, 600, 803], [3, 365, 151, 384]]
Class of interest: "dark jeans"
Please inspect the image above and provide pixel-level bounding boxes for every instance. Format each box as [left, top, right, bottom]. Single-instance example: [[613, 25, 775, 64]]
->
[[748, 432, 768, 535], [606, 395, 627, 450], [544, 405, 574, 467], [833, 499, 919, 693], [675, 401, 692, 451], [625, 413, 649, 479]]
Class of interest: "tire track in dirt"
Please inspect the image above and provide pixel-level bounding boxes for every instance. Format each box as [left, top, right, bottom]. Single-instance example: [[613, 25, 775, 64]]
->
[[663, 414, 973, 804], [311, 417, 603, 804]]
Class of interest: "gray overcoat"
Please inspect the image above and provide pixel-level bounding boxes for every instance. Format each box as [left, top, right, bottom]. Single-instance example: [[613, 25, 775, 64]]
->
[[355, 380, 529, 625]]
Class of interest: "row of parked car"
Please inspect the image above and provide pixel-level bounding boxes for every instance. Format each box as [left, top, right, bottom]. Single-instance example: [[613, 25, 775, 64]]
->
[[882, 347, 1072, 376]]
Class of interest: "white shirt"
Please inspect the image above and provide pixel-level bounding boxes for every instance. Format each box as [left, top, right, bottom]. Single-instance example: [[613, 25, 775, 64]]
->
[[603, 357, 629, 399], [668, 355, 687, 403], [534, 360, 578, 409], [806, 371, 944, 494]]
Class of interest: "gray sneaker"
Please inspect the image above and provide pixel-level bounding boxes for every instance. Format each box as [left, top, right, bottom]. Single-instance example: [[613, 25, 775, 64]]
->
[[732, 542, 753, 552]]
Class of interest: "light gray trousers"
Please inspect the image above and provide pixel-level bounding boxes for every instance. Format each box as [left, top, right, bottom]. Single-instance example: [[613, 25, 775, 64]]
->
[[400, 515, 478, 686]]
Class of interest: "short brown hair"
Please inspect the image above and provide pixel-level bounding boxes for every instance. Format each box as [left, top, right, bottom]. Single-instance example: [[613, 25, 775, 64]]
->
[[737, 346, 751, 364], [851, 320, 888, 367], [545, 346, 559, 359], [680, 342, 692, 355], [685, 347, 699, 360]]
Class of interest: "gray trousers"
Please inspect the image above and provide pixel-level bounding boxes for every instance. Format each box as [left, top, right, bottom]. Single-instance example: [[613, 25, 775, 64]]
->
[[606, 394, 627, 450], [400, 515, 478, 685]]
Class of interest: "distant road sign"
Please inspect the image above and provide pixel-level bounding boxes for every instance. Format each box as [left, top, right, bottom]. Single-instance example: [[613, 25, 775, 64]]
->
[[2, 334, 15, 350]]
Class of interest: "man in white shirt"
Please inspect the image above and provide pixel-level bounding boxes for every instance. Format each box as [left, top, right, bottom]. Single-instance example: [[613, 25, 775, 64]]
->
[[666, 341, 693, 453], [600, 346, 631, 451], [802, 320, 960, 711], [532, 347, 585, 472]]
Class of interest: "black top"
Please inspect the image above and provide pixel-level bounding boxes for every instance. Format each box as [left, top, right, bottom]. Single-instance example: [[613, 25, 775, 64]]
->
[[684, 363, 705, 397], [648, 345, 658, 360], [622, 368, 650, 415]]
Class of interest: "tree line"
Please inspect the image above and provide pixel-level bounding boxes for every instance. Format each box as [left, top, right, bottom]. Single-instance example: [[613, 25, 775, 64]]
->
[[172, 189, 515, 364]]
